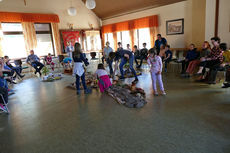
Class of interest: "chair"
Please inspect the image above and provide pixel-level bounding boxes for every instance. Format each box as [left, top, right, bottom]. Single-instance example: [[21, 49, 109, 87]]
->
[[0, 94, 9, 114], [58, 55, 65, 72]]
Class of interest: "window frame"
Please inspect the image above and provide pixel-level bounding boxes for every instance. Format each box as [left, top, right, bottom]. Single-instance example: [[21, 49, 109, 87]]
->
[[34, 23, 55, 56]]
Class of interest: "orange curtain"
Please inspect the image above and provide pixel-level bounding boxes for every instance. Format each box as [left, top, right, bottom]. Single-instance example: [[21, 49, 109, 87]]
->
[[51, 23, 62, 55], [102, 15, 158, 34], [22, 22, 37, 55], [113, 32, 117, 51], [0, 12, 59, 23], [150, 27, 158, 48], [0, 23, 3, 57]]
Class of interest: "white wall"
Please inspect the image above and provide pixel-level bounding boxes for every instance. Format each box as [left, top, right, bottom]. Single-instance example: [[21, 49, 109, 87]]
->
[[205, 0, 216, 42], [0, 0, 101, 29], [102, 1, 189, 48], [218, 0, 230, 47]]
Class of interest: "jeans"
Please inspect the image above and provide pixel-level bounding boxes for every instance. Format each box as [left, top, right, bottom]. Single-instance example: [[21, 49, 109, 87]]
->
[[0, 87, 8, 104], [181, 60, 192, 73], [134, 56, 141, 65], [76, 73, 87, 91], [138, 56, 146, 67], [164, 59, 171, 70], [31, 61, 44, 73], [119, 55, 138, 79], [12, 67, 23, 77], [106, 58, 113, 75]]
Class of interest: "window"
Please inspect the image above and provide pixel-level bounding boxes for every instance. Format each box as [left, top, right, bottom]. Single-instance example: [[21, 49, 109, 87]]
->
[[34, 23, 54, 56], [1, 23, 27, 59], [137, 28, 151, 49], [121, 31, 131, 49], [103, 33, 114, 50]]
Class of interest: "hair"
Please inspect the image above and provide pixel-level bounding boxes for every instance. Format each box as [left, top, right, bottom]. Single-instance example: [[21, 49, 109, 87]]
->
[[160, 44, 165, 49], [190, 43, 195, 47], [48, 53, 51, 56], [134, 45, 137, 48], [118, 42, 122, 45], [157, 34, 161, 37], [4, 55, 9, 59], [149, 48, 156, 56], [127, 44, 130, 46], [106, 41, 110, 45], [220, 43, 227, 51], [211, 37, 221, 43], [97, 63, 105, 70], [73, 42, 82, 58], [143, 43, 147, 46], [166, 45, 170, 48], [203, 41, 211, 49]]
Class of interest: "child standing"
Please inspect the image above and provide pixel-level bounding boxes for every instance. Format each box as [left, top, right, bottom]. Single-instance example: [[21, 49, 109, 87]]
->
[[147, 48, 166, 96], [46, 53, 55, 71], [72, 42, 91, 95], [95, 63, 112, 92]]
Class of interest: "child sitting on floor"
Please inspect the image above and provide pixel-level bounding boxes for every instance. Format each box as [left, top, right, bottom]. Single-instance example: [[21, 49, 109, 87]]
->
[[147, 48, 166, 96], [95, 63, 112, 93], [46, 53, 55, 71]]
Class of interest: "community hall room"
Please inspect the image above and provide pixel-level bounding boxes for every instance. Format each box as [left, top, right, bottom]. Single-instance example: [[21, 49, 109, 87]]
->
[[0, 0, 230, 152]]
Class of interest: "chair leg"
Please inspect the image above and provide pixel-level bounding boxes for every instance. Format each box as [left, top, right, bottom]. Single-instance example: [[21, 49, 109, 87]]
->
[[0, 94, 9, 114]]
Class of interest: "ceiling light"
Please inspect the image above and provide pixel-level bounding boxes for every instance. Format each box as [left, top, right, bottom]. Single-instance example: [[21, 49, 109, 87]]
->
[[86, 0, 96, 10], [67, 7, 77, 16]]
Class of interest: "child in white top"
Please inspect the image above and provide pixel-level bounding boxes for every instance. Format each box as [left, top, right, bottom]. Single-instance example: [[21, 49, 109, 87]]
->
[[147, 48, 166, 96], [95, 63, 112, 93]]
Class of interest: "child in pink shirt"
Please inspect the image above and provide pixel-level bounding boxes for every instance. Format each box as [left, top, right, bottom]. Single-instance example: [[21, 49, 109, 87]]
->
[[147, 48, 166, 96], [95, 63, 112, 93], [46, 53, 55, 71]]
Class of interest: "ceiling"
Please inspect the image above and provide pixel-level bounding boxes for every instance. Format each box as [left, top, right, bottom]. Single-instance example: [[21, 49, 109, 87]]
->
[[83, 0, 186, 20]]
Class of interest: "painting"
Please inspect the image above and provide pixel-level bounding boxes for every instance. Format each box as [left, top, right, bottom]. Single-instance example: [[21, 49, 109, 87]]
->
[[166, 19, 184, 35]]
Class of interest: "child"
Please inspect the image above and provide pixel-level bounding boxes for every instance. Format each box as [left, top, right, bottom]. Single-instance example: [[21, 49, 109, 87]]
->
[[0, 71, 8, 108], [147, 48, 166, 96], [95, 63, 112, 92], [72, 42, 91, 95], [46, 53, 55, 71]]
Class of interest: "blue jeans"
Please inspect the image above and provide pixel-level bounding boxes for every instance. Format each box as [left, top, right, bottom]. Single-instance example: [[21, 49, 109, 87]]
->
[[106, 58, 113, 75], [31, 61, 44, 73], [119, 55, 138, 79], [76, 73, 87, 91]]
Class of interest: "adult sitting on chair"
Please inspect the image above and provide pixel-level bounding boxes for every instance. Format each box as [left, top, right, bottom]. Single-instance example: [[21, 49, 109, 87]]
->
[[133, 45, 141, 66], [26, 50, 44, 76], [4, 56, 25, 79], [136, 43, 148, 68], [0, 71, 8, 105], [115, 48, 139, 83], [220, 43, 230, 88]]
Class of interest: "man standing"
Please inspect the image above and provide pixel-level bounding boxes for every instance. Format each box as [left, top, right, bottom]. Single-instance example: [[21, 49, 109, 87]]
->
[[115, 48, 139, 83], [155, 34, 167, 55], [103, 41, 114, 76], [26, 50, 44, 76], [137, 43, 148, 68]]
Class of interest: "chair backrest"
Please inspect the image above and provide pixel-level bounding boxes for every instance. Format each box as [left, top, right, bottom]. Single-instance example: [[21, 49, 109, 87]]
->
[[58, 55, 64, 62], [14, 59, 22, 66]]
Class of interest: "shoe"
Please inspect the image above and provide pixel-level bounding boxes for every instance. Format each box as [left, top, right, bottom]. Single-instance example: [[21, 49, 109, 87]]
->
[[161, 91, 166, 96], [208, 82, 216, 85], [154, 92, 159, 96], [34, 71, 37, 75], [132, 78, 139, 83], [84, 88, 92, 94], [119, 76, 125, 80], [20, 74, 25, 78], [76, 90, 81, 95], [12, 81, 17, 84], [164, 68, 167, 73]]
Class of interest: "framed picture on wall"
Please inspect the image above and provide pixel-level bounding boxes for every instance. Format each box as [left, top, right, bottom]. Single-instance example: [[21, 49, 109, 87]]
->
[[166, 18, 184, 35]]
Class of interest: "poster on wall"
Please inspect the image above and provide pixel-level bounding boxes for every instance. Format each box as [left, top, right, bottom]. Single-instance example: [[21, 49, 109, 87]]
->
[[166, 19, 184, 35], [60, 31, 80, 53]]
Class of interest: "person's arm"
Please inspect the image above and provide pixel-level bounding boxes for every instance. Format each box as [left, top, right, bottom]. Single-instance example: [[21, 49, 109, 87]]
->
[[147, 58, 151, 65], [81, 53, 89, 66], [157, 56, 163, 74]]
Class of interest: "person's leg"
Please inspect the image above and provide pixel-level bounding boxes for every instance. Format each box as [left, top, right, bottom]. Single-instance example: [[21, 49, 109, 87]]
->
[[138, 56, 144, 67], [226, 66, 230, 82], [12, 67, 24, 78], [75, 74, 81, 92], [31, 62, 39, 74], [119, 58, 126, 79], [151, 72, 157, 94], [134, 56, 139, 66], [81, 73, 87, 90], [157, 74, 165, 93], [0, 87, 8, 104], [106, 58, 113, 76], [208, 63, 220, 84], [36, 61, 44, 72], [129, 55, 138, 80], [102, 56, 105, 64], [181, 60, 186, 73]]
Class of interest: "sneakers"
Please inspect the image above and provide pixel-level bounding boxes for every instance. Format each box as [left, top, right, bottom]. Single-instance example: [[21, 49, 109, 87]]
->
[[161, 91, 166, 96], [153, 91, 166, 96], [132, 78, 139, 84]]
